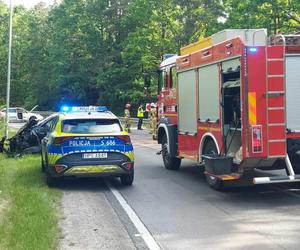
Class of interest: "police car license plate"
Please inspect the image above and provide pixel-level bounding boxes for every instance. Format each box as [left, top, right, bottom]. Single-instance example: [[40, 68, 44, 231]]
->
[[83, 153, 107, 159]]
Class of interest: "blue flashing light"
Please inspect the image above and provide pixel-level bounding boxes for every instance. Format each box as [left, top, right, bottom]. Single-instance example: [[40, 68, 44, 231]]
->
[[163, 54, 176, 59], [96, 106, 108, 112], [60, 106, 108, 112], [249, 47, 258, 53], [61, 106, 69, 112]]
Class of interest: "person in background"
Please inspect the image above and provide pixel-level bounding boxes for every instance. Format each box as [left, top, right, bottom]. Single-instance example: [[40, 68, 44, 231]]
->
[[137, 104, 144, 130], [124, 103, 131, 133], [149, 103, 157, 140]]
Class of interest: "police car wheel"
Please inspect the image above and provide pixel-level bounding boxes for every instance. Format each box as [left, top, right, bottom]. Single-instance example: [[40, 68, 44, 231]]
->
[[45, 169, 57, 187], [41, 152, 45, 172], [120, 171, 134, 186]]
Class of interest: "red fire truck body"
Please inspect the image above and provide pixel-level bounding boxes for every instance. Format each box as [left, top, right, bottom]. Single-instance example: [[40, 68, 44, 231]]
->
[[156, 29, 300, 189]]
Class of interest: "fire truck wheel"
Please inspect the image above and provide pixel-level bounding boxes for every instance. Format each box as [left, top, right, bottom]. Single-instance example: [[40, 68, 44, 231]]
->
[[289, 160, 300, 175], [205, 175, 223, 190], [203, 139, 223, 190], [203, 138, 218, 156], [162, 135, 181, 170]]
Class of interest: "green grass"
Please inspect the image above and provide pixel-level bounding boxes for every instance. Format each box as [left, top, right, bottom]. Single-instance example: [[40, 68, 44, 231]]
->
[[0, 131, 61, 250]]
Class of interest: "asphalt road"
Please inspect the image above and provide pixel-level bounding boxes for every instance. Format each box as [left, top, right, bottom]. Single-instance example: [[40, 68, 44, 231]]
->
[[113, 131, 300, 250], [56, 129, 300, 250], [9, 123, 300, 249]]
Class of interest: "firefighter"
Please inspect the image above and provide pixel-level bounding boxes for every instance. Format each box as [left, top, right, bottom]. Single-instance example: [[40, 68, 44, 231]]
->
[[137, 104, 144, 130], [149, 103, 157, 140], [124, 103, 131, 133], [149, 103, 155, 132]]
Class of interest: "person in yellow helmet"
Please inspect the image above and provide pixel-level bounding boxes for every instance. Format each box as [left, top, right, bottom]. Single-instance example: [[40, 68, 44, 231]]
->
[[124, 103, 131, 133], [137, 104, 144, 130]]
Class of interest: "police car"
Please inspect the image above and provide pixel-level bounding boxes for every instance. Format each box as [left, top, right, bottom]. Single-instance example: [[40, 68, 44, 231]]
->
[[41, 106, 134, 186]]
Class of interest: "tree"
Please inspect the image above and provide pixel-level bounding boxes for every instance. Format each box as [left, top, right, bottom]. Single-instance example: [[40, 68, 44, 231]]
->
[[223, 0, 300, 34], [0, 0, 298, 113]]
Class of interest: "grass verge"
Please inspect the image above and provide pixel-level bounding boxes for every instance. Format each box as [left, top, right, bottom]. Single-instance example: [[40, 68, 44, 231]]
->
[[0, 127, 61, 250]]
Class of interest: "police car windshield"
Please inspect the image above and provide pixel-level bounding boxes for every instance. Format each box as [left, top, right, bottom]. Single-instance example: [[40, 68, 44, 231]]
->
[[62, 119, 122, 134]]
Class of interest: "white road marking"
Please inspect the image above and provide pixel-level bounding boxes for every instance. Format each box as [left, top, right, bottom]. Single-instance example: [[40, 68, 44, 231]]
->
[[106, 182, 161, 250]]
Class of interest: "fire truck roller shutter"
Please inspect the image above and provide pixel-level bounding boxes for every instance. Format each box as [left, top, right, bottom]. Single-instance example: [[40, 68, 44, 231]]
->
[[286, 55, 300, 132], [198, 63, 220, 122], [286, 55, 300, 174], [178, 70, 197, 134]]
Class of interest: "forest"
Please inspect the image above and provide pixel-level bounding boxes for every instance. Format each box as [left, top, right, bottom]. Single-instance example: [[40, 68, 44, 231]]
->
[[0, 0, 299, 114]]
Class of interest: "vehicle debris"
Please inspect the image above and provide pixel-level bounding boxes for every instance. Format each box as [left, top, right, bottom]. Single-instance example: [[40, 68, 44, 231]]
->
[[0, 113, 58, 156], [0, 119, 40, 156]]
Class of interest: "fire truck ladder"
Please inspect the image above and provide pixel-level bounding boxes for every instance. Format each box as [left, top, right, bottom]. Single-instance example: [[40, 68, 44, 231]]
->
[[254, 34, 300, 184]]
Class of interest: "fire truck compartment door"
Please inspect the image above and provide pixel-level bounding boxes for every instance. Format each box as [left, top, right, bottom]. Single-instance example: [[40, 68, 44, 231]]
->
[[286, 55, 300, 132], [198, 63, 220, 122], [178, 70, 197, 134]]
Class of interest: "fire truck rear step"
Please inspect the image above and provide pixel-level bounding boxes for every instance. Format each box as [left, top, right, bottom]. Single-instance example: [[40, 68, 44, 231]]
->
[[253, 155, 300, 184], [204, 171, 241, 181], [253, 175, 300, 184]]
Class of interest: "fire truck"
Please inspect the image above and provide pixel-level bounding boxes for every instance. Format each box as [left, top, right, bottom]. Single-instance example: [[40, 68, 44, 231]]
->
[[154, 29, 300, 189]]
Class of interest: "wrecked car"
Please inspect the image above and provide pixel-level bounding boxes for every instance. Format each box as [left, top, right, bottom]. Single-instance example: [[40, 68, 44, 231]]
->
[[0, 105, 43, 122], [0, 113, 58, 156]]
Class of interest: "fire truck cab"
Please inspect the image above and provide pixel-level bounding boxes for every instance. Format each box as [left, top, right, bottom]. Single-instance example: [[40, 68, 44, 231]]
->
[[156, 29, 300, 189]]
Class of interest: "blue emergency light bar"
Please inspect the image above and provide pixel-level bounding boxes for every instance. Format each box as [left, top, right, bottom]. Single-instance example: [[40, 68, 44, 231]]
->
[[163, 54, 176, 59], [60, 106, 108, 112], [248, 47, 258, 53]]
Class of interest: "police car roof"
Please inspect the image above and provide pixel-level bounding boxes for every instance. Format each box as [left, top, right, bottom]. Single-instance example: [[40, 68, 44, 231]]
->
[[60, 111, 118, 120]]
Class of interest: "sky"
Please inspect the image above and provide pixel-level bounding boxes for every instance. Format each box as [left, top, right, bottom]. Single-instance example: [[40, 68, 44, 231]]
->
[[3, 0, 57, 8]]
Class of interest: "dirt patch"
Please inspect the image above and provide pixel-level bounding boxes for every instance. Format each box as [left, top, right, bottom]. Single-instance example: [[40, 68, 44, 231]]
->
[[0, 195, 10, 225], [0, 194, 10, 249]]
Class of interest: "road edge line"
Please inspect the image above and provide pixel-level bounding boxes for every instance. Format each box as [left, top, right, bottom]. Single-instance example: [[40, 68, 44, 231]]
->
[[106, 181, 161, 250]]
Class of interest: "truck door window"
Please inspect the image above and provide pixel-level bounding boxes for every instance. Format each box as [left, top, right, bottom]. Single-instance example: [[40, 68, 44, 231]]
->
[[163, 70, 168, 89], [198, 63, 220, 122], [170, 66, 177, 88], [158, 69, 167, 91]]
